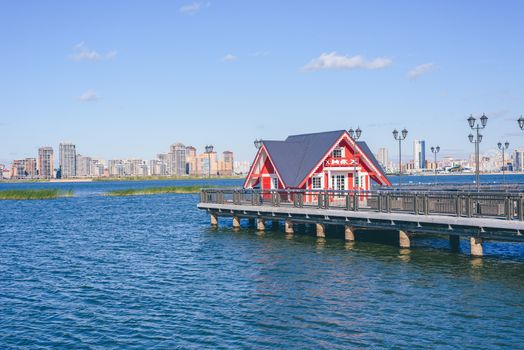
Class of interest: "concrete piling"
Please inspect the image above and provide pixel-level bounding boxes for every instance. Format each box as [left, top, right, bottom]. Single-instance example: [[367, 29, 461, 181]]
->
[[232, 216, 241, 230], [257, 218, 266, 231], [316, 223, 325, 238], [210, 213, 218, 227], [399, 230, 410, 248], [344, 226, 355, 241], [470, 237, 483, 257], [285, 219, 294, 234]]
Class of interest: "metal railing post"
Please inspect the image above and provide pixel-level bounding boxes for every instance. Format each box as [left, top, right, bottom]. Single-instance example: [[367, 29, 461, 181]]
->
[[505, 196, 511, 220], [519, 196, 524, 221], [455, 194, 460, 217], [353, 192, 358, 211], [413, 194, 418, 215], [346, 193, 351, 211]]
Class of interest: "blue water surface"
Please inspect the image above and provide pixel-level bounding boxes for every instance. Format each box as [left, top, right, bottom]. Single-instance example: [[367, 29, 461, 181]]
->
[[1, 177, 524, 349]]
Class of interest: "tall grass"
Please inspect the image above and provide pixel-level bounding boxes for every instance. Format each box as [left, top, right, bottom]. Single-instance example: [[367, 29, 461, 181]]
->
[[107, 185, 213, 196], [0, 189, 73, 200]]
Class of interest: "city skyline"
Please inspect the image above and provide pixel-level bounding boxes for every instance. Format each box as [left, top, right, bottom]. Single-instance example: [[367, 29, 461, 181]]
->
[[1, 1, 524, 164]]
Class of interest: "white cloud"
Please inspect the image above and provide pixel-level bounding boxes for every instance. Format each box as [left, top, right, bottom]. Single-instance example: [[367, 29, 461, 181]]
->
[[179, 2, 210, 14], [302, 52, 392, 71], [79, 89, 99, 102], [69, 42, 117, 61], [222, 53, 237, 62], [408, 63, 435, 80]]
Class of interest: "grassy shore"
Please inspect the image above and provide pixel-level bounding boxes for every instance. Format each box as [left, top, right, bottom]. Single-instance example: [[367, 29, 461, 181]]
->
[[107, 185, 215, 196], [0, 189, 73, 200]]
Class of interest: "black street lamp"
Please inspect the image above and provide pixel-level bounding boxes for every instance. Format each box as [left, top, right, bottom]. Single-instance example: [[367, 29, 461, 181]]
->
[[518, 115, 524, 131], [392, 128, 408, 189], [467, 114, 488, 191], [348, 127, 362, 190], [254, 139, 262, 149], [205, 144, 214, 178], [430, 145, 440, 184], [497, 141, 509, 184]]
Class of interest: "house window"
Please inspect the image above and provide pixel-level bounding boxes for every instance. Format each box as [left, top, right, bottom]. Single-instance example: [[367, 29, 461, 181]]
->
[[312, 176, 322, 189], [332, 147, 343, 158], [271, 177, 279, 189]]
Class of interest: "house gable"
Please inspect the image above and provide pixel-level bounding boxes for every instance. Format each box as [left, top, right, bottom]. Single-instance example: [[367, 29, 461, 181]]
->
[[244, 129, 391, 189], [297, 131, 391, 188]]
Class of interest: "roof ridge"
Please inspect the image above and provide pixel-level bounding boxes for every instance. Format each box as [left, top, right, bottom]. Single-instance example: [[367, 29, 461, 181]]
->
[[286, 129, 347, 138]]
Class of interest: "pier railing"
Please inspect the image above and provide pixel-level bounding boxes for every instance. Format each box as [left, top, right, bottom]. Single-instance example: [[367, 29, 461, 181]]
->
[[200, 188, 524, 221]]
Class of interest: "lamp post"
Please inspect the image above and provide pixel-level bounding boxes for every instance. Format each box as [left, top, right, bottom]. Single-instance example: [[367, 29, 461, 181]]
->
[[392, 128, 408, 189], [205, 145, 214, 178], [348, 127, 362, 190], [518, 115, 524, 131], [497, 141, 509, 185], [254, 139, 262, 149], [430, 145, 440, 184], [467, 114, 488, 191]]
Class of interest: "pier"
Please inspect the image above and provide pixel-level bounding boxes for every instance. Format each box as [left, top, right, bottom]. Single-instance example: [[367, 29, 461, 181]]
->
[[198, 188, 524, 256]]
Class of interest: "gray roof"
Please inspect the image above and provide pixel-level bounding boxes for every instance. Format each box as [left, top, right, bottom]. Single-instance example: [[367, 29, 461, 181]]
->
[[262, 130, 387, 188]]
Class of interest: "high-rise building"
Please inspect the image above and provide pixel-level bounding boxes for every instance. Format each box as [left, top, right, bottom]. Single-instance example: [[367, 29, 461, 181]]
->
[[219, 151, 234, 176], [10, 160, 25, 179], [185, 146, 197, 175], [169, 143, 186, 176], [108, 160, 124, 177], [514, 148, 524, 171], [413, 140, 426, 169], [38, 146, 54, 179], [376, 147, 388, 170], [149, 159, 167, 176], [59, 142, 77, 178], [24, 158, 38, 178], [76, 154, 92, 177], [196, 151, 217, 176]]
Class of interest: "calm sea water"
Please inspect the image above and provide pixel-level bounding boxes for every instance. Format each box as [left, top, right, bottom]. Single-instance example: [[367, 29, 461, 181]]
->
[[1, 176, 524, 349]]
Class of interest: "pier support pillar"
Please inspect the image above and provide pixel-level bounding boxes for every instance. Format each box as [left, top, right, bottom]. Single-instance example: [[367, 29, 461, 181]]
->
[[285, 219, 294, 235], [272, 220, 280, 231], [232, 216, 241, 230], [344, 226, 355, 241], [399, 230, 410, 248], [449, 235, 460, 251], [316, 223, 325, 238], [257, 218, 266, 231], [210, 213, 218, 228], [470, 237, 483, 257]]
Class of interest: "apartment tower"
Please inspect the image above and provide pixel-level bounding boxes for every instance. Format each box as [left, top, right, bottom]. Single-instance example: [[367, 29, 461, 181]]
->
[[59, 142, 77, 178], [38, 146, 54, 179]]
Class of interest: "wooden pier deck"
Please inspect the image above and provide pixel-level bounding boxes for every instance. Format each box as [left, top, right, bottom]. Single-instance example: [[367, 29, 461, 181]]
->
[[198, 189, 524, 256]]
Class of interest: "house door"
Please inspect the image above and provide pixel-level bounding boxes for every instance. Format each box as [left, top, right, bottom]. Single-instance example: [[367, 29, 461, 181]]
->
[[331, 174, 346, 191]]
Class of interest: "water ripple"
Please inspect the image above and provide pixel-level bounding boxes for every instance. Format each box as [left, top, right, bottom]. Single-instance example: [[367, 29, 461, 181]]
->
[[1, 183, 524, 349]]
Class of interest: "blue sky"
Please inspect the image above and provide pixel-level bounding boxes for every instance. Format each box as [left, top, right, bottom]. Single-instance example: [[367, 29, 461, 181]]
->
[[1, 0, 523, 164]]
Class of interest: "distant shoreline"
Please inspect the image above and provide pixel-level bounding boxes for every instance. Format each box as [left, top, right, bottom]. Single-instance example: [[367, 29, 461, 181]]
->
[[0, 175, 244, 184]]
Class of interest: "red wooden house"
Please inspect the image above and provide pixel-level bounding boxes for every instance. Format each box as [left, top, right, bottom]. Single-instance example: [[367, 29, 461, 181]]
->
[[244, 130, 391, 193]]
